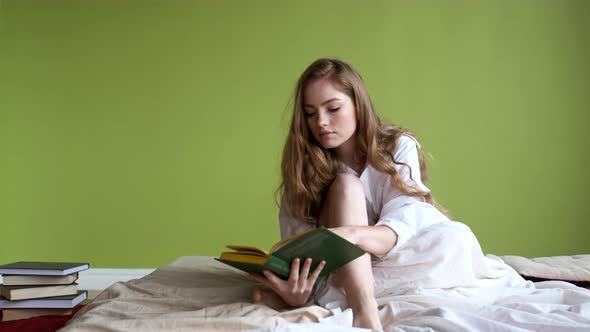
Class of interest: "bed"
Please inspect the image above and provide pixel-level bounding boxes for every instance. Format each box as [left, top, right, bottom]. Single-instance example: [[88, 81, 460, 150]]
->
[[55, 254, 590, 332]]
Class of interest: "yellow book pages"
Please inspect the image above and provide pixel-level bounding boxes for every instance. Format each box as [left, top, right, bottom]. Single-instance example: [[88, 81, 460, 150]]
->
[[225, 245, 267, 256], [221, 227, 317, 263], [219, 252, 268, 265]]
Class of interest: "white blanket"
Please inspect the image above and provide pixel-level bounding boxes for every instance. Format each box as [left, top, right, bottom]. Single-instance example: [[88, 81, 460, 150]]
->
[[61, 222, 590, 331]]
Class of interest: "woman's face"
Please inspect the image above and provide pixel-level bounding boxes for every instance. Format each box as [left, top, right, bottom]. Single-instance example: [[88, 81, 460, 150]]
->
[[302, 78, 357, 150]]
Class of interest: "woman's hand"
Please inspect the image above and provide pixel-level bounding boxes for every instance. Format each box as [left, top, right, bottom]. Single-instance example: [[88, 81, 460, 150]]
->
[[249, 257, 326, 307]]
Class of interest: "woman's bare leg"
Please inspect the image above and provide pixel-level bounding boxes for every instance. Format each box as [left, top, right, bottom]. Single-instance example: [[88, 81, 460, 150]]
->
[[252, 173, 381, 328], [319, 173, 382, 330]]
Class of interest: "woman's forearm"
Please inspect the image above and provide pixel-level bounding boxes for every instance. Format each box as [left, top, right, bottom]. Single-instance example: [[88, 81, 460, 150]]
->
[[348, 225, 398, 256]]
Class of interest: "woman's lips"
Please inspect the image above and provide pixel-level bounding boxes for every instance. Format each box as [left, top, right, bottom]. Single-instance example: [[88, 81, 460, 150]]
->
[[319, 132, 335, 137]]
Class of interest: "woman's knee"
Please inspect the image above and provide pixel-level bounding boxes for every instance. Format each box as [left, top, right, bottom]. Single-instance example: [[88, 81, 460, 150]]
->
[[319, 173, 367, 227], [327, 173, 365, 199]]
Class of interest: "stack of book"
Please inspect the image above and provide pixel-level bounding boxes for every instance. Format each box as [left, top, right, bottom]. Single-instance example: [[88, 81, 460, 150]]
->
[[0, 261, 89, 321]]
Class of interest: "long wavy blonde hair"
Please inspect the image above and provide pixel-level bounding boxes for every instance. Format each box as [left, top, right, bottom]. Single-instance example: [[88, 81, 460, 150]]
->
[[278, 58, 450, 224]]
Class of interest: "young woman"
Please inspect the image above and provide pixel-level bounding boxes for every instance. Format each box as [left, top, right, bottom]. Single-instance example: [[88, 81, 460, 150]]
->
[[249, 58, 484, 330]]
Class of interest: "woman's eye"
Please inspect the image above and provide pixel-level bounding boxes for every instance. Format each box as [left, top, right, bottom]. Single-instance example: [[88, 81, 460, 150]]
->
[[328, 107, 341, 112], [304, 112, 315, 118]]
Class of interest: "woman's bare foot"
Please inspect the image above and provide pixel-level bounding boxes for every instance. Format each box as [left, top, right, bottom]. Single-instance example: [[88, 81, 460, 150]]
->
[[252, 287, 289, 310]]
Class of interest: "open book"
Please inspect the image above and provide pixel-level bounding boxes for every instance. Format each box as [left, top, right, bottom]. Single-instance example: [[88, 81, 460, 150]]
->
[[215, 227, 366, 278]]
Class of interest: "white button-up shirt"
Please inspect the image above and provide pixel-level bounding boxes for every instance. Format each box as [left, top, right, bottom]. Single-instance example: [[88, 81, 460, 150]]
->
[[279, 135, 450, 257]]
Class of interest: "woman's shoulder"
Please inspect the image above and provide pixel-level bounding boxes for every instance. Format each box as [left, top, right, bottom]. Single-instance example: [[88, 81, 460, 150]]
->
[[387, 134, 421, 158], [399, 134, 421, 149], [363, 134, 421, 177]]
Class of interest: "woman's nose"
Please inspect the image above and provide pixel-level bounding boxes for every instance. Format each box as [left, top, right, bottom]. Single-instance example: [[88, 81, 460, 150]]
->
[[317, 112, 329, 127]]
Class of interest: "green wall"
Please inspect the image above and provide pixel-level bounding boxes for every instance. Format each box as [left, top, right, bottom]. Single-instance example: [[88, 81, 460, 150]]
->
[[1, 1, 588, 268]]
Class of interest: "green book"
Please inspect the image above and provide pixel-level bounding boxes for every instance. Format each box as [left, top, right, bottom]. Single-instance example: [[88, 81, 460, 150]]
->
[[215, 227, 366, 278]]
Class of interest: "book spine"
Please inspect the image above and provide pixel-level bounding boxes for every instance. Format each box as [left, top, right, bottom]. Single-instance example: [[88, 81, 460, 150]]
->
[[264, 255, 291, 278]]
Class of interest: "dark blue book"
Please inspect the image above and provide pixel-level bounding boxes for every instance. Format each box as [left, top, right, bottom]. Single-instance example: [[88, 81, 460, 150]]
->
[[0, 262, 89, 276]]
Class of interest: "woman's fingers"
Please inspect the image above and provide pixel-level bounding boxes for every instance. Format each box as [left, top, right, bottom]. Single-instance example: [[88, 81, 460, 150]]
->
[[299, 258, 312, 282], [250, 258, 325, 302], [249, 272, 274, 289], [289, 258, 300, 283], [308, 260, 326, 286], [250, 260, 325, 308], [262, 270, 284, 287], [250, 270, 284, 294], [248, 272, 263, 283]]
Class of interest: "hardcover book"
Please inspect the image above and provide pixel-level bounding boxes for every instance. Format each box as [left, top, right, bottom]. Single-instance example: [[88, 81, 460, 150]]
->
[[216, 227, 366, 278], [0, 284, 78, 301], [0, 291, 87, 309], [0, 262, 89, 276], [2, 273, 79, 286], [1, 308, 73, 321]]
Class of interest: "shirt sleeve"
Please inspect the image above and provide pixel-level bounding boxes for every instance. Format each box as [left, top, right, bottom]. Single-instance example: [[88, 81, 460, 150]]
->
[[374, 135, 448, 255], [279, 198, 314, 240]]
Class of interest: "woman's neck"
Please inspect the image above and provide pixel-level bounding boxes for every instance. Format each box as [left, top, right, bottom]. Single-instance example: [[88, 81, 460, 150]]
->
[[335, 138, 366, 173]]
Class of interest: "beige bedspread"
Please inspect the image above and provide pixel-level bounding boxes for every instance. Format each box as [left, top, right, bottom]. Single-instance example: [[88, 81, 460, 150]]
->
[[61, 256, 338, 331], [61, 254, 590, 332]]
